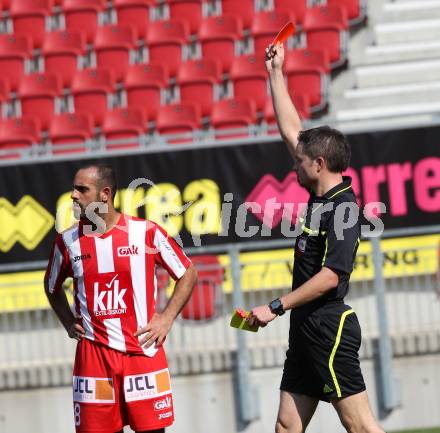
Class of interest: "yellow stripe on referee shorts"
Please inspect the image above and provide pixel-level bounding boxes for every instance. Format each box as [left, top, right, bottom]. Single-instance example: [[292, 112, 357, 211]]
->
[[329, 309, 354, 398]]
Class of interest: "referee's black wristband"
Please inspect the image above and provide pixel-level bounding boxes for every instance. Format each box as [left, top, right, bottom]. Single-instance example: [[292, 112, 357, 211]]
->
[[269, 298, 285, 316]]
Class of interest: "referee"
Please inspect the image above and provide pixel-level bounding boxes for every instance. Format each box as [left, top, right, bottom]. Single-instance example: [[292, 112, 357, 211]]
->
[[247, 43, 385, 433]]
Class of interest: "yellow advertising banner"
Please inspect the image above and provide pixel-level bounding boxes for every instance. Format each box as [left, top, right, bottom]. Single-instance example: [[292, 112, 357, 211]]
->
[[218, 234, 440, 293], [0, 196, 54, 253]]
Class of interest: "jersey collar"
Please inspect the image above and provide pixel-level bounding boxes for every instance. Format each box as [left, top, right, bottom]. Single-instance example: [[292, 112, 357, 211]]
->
[[322, 176, 353, 201], [79, 213, 125, 238]]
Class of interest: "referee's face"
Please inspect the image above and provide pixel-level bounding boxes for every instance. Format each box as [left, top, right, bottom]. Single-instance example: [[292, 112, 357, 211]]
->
[[71, 167, 101, 220], [294, 144, 317, 189]]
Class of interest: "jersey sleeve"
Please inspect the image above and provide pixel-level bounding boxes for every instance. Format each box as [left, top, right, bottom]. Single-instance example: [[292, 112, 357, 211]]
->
[[152, 224, 192, 280], [44, 234, 71, 293], [322, 204, 360, 275]]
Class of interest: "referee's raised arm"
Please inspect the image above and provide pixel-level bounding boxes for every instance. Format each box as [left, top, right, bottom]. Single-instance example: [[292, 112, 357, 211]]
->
[[266, 42, 302, 158]]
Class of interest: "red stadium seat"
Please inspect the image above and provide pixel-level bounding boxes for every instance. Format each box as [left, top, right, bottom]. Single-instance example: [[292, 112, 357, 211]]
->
[[327, 0, 366, 25], [155, 266, 170, 310], [124, 63, 168, 121], [71, 68, 115, 125], [211, 98, 256, 139], [303, 5, 349, 67], [17, 72, 62, 130], [63, 0, 106, 43], [114, 0, 154, 39], [94, 25, 136, 82], [176, 59, 221, 117], [156, 266, 170, 291], [102, 107, 146, 150], [0, 34, 32, 91], [10, 0, 51, 49], [0, 116, 40, 157], [167, 0, 203, 35], [264, 94, 310, 132], [49, 112, 94, 154], [42, 30, 87, 88], [251, 10, 296, 56], [0, 78, 10, 112], [284, 48, 330, 111], [156, 102, 200, 143], [146, 19, 190, 77], [230, 54, 267, 112], [181, 255, 224, 321], [273, 0, 307, 24], [221, 0, 254, 29], [198, 15, 243, 73]]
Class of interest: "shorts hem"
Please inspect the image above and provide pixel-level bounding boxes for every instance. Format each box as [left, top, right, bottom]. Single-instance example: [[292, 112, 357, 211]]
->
[[280, 385, 367, 403], [131, 420, 174, 431], [327, 386, 367, 402], [279, 386, 321, 400], [76, 425, 123, 433]]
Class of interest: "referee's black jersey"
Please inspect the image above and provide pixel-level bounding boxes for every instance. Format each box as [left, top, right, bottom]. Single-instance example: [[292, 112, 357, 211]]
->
[[292, 176, 360, 321]]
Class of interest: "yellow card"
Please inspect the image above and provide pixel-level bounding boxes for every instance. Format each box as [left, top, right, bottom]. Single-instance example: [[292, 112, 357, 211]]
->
[[229, 309, 259, 332]]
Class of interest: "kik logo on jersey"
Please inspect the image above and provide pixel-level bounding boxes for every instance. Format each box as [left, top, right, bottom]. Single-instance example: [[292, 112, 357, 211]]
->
[[124, 369, 171, 402], [93, 274, 127, 317]]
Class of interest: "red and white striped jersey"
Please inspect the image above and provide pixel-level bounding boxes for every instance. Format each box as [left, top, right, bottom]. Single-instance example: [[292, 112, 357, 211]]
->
[[45, 214, 191, 357]]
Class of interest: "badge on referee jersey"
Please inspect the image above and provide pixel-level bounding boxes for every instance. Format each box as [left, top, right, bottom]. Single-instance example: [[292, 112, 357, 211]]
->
[[295, 235, 307, 256]]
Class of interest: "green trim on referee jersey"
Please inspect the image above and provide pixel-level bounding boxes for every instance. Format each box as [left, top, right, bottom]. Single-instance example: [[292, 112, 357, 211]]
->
[[329, 309, 355, 398], [321, 236, 329, 265], [312, 185, 353, 215], [301, 225, 319, 235], [328, 185, 351, 199]]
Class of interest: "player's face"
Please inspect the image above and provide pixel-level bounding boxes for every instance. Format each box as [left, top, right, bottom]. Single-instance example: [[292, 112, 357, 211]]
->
[[293, 144, 318, 188], [71, 168, 101, 220]]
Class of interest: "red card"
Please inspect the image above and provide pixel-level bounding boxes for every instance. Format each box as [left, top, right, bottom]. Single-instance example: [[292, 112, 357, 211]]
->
[[273, 22, 296, 45], [236, 308, 248, 319]]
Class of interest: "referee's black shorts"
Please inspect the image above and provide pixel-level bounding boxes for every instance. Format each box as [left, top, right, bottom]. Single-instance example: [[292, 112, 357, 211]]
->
[[280, 303, 366, 402]]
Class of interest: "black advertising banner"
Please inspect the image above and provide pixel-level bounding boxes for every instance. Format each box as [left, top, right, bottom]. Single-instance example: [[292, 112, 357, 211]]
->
[[1, 125, 439, 265]]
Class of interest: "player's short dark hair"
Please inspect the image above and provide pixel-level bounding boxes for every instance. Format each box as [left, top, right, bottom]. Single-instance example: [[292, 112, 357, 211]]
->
[[298, 126, 351, 172], [79, 163, 118, 200]]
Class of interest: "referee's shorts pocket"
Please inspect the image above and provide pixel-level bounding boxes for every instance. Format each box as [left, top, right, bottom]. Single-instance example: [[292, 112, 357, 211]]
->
[[318, 307, 362, 352]]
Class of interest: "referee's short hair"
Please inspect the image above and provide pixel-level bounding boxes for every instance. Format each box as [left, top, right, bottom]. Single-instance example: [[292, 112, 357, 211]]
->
[[78, 163, 118, 200], [298, 126, 351, 173]]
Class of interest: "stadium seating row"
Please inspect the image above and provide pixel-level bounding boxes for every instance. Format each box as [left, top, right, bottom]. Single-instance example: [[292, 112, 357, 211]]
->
[[0, 91, 311, 157], [0, 0, 367, 157], [0, 5, 349, 83], [1, 0, 366, 40], [0, 47, 326, 122]]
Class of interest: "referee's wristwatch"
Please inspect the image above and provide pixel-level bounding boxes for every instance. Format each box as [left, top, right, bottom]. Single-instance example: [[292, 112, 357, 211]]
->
[[269, 298, 285, 316]]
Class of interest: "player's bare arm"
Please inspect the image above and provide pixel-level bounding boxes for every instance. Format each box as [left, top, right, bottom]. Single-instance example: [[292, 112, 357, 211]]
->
[[266, 42, 303, 158], [247, 267, 339, 327], [135, 264, 197, 348], [44, 283, 85, 340]]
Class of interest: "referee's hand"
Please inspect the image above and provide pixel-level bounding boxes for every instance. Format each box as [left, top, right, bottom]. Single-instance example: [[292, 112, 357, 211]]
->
[[265, 42, 285, 74], [247, 305, 276, 328]]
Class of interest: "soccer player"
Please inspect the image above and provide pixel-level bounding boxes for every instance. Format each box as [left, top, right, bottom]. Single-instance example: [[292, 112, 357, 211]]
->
[[44, 164, 197, 433], [246, 43, 385, 433]]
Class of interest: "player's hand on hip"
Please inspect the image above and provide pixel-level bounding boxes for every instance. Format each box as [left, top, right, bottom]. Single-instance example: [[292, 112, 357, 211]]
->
[[247, 305, 276, 327], [134, 313, 173, 349], [265, 42, 285, 73], [68, 321, 86, 341]]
